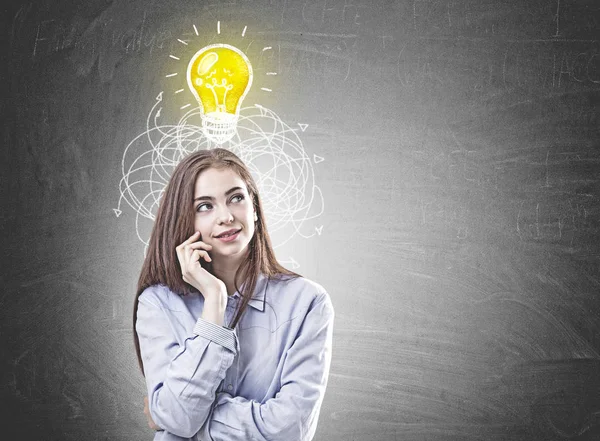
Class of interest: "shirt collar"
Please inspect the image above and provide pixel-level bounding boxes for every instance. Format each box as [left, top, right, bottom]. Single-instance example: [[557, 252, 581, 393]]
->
[[231, 272, 267, 312]]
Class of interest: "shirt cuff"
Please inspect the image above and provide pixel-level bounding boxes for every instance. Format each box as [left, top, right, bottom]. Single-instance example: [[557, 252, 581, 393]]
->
[[193, 318, 239, 353]]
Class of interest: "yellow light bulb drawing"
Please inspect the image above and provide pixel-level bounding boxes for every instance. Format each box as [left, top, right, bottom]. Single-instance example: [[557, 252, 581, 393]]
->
[[186, 44, 253, 144]]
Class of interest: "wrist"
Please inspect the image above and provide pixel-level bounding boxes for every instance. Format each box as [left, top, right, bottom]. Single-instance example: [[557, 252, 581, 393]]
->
[[201, 294, 227, 326], [202, 289, 227, 304]]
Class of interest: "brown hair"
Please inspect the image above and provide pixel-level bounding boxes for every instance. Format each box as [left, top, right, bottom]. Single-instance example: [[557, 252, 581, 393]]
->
[[133, 148, 300, 375]]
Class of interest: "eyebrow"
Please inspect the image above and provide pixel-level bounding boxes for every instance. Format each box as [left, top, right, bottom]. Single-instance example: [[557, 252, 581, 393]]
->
[[193, 186, 244, 202]]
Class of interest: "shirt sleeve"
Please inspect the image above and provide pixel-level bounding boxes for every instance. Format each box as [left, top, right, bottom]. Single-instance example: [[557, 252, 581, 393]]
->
[[136, 291, 239, 438], [199, 292, 335, 441]]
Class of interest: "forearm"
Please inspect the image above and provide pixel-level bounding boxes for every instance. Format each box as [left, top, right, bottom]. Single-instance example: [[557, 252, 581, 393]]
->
[[137, 295, 236, 438], [148, 335, 231, 437], [202, 393, 323, 441]]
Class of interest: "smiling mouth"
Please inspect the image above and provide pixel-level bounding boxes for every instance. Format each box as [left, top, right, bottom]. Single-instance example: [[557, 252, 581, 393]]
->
[[216, 229, 241, 238]]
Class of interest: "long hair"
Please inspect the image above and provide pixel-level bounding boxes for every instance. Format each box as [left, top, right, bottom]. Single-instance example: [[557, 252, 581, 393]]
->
[[133, 148, 300, 376]]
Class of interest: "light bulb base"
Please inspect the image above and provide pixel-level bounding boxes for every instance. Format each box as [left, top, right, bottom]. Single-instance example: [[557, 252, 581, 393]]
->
[[202, 112, 238, 144]]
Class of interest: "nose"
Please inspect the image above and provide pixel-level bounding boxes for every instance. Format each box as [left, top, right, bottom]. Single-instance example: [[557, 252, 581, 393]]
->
[[216, 204, 234, 225]]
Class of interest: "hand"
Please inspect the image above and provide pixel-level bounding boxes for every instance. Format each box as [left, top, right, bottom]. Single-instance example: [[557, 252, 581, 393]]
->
[[175, 231, 227, 301], [143, 395, 162, 431]]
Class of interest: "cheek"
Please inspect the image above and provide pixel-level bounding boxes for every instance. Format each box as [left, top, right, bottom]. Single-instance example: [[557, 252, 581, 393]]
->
[[232, 205, 252, 221], [194, 216, 211, 235]]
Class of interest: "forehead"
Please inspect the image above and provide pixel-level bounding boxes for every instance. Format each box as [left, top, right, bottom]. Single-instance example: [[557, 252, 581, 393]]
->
[[194, 167, 247, 195]]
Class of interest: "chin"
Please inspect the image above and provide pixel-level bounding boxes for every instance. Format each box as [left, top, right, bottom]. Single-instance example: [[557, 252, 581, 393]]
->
[[217, 245, 248, 257]]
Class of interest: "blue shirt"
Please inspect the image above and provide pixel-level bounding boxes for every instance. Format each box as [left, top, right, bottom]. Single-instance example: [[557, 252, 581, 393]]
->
[[135, 273, 335, 440]]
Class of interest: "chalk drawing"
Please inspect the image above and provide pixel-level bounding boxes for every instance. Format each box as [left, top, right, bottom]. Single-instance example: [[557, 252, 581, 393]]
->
[[115, 23, 325, 262]]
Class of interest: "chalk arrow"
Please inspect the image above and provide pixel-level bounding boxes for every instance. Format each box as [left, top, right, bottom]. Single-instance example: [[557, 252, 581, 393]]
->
[[313, 154, 324, 163], [113, 209, 122, 217], [156, 92, 163, 102], [280, 257, 300, 269], [156, 108, 162, 119], [298, 123, 308, 131], [288, 257, 300, 269], [315, 225, 323, 235]]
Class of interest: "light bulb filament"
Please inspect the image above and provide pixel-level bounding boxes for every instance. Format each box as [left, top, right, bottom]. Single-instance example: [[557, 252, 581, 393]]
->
[[205, 80, 234, 111]]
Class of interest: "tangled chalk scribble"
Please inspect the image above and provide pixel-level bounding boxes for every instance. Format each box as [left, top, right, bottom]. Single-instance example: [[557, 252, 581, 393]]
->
[[115, 92, 324, 261]]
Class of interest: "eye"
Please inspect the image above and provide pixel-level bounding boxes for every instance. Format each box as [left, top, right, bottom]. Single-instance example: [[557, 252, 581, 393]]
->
[[196, 202, 212, 212], [231, 194, 245, 203]]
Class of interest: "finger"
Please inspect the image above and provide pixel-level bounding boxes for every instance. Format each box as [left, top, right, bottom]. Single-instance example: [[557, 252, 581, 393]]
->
[[186, 241, 213, 250], [176, 231, 201, 251], [193, 249, 212, 262], [177, 235, 204, 267], [184, 245, 212, 266], [190, 249, 201, 265], [190, 249, 212, 267], [183, 242, 212, 259], [182, 241, 212, 261]]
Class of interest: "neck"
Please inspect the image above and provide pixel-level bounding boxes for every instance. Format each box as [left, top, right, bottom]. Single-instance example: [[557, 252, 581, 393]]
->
[[211, 250, 248, 296]]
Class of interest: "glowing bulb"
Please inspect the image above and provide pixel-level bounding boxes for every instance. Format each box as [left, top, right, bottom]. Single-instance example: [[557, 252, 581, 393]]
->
[[186, 44, 253, 144]]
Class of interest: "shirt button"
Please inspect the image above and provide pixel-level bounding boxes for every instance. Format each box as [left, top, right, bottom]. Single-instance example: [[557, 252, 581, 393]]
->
[[227, 384, 233, 390]]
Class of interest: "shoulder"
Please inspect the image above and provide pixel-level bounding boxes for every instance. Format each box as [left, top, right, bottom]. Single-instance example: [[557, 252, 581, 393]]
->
[[267, 275, 333, 312], [137, 284, 187, 310]]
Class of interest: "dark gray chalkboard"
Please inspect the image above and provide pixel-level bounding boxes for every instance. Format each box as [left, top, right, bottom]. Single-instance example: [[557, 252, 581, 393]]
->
[[3, 0, 600, 439]]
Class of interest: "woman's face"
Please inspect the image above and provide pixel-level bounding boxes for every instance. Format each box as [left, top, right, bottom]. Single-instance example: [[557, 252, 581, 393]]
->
[[192, 167, 256, 259]]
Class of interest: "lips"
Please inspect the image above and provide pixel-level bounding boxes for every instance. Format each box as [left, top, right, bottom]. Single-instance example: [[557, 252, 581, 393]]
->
[[215, 228, 241, 238]]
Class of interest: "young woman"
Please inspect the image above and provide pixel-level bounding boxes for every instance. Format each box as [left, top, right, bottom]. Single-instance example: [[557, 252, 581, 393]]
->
[[133, 148, 334, 440]]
